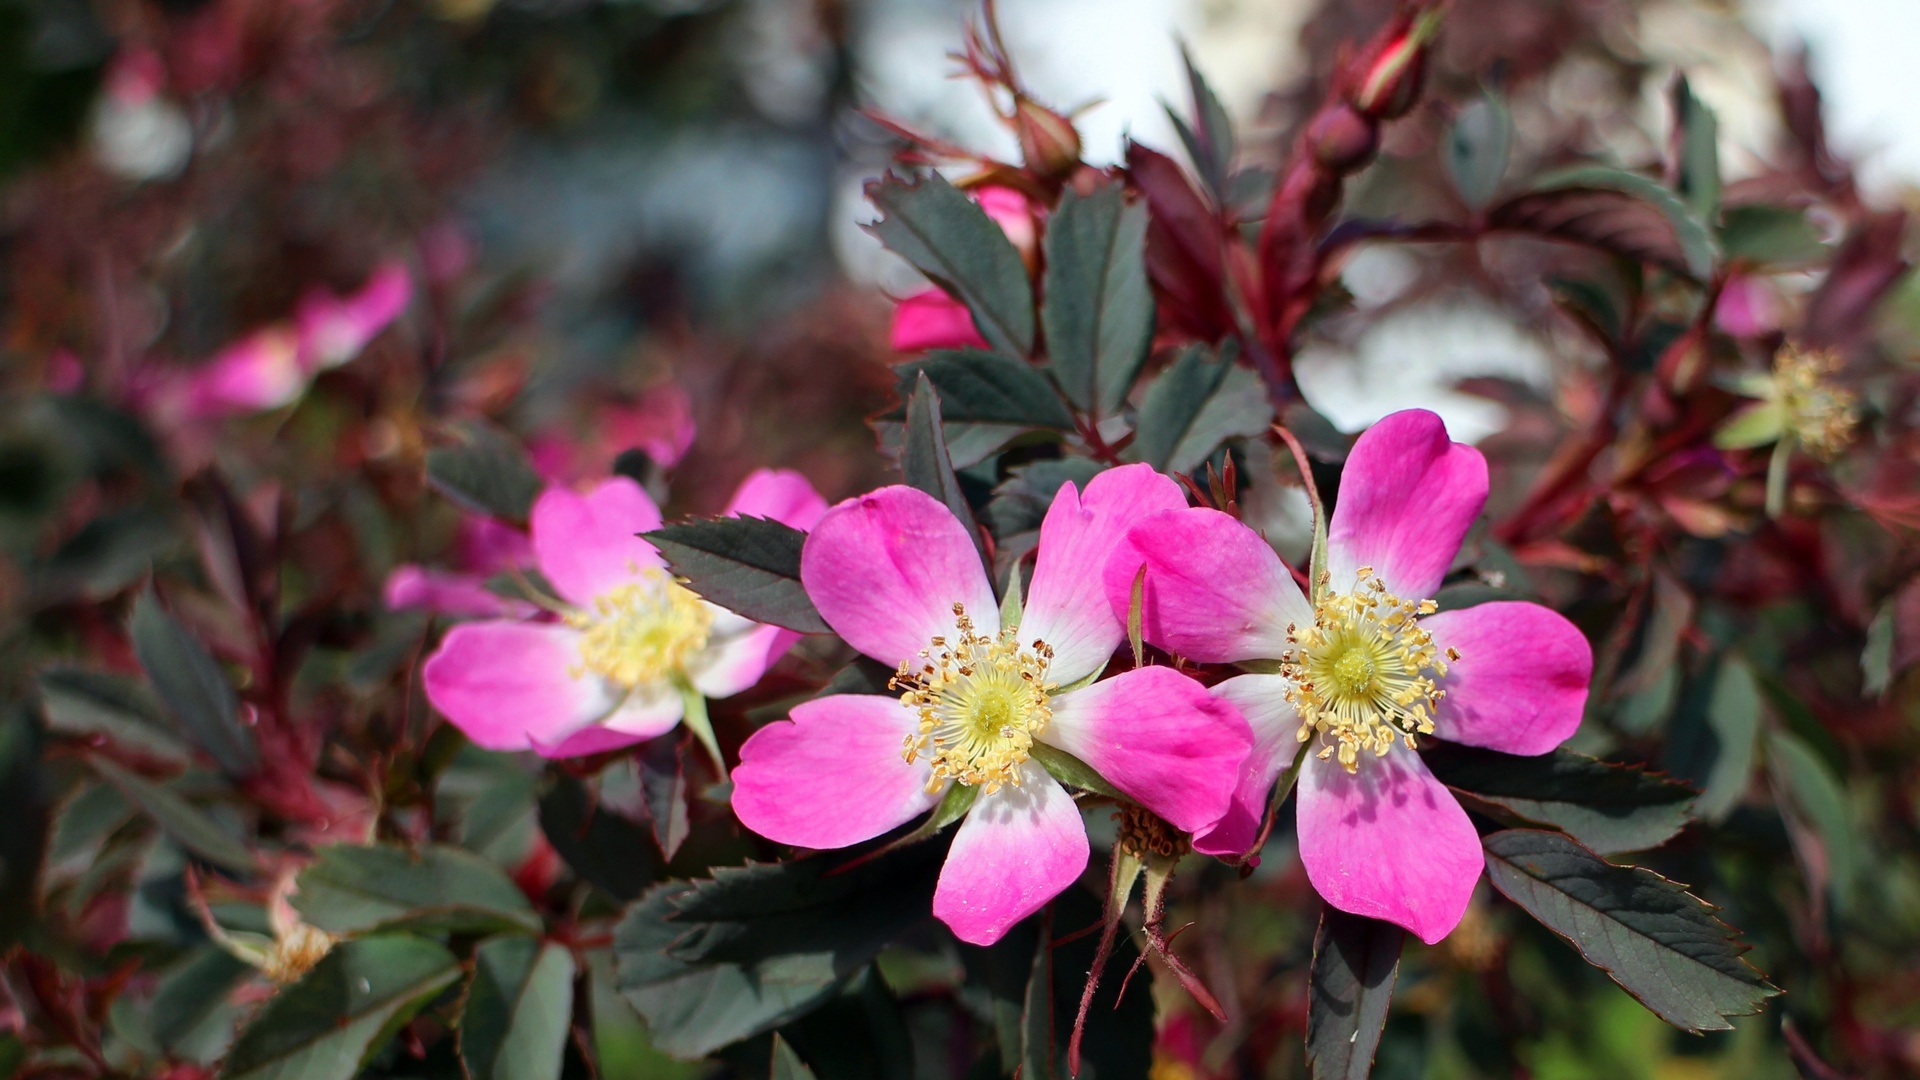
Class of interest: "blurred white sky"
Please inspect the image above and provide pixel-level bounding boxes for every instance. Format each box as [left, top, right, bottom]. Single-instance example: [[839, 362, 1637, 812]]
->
[[1759, 0, 1920, 193]]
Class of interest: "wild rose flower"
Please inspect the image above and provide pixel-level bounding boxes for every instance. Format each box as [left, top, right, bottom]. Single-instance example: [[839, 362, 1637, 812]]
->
[[887, 186, 1035, 354], [1105, 409, 1592, 944], [387, 511, 540, 619], [423, 469, 827, 758], [730, 466, 1253, 946]]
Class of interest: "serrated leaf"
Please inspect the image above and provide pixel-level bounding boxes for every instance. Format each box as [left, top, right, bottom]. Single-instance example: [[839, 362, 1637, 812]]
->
[[539, 771, 661, 902], [866, 173, 1034, 357], [151, 947, 251, 1057], [902, 373, 989, 572], [291, 843, 540, 936], [38, 666, 193, 764], [460, 936, 576, 1080], [1423, 744, 1696, 855], [1490, 167, 1715, 279], [425, 423, 542, 523], [1306, 907, 1403, 1080], [983, 459, 1107, 539], [1481, 829, 1777, 1033], [1166, 364, 1272, 475], [771, 1034, 819, 1080], [1126, 345, 1270, 473], [895, 351, 1075, 429], [1669, 77, 1720, 223], [91, 756, 258, 875], [1041, 184, 1154, 417], [1720, 205, 1826, 266], [1446, 90, 1512, 210], [220, 936, 461, 1080], [1166, 42, 1236, 204], [644, 516, 829, 634], [129, 589, 260, 778], [634, 741, 690, 861]]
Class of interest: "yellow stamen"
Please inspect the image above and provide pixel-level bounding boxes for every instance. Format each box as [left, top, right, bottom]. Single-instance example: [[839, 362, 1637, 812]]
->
[[1773, 345, 1857, 461], [567, 569, 714, 688], [1281, 567, 1452, 774], [894, 602, 1056, 795]]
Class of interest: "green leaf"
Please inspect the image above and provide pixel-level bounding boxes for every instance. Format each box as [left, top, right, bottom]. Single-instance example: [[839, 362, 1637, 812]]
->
[[866, 172, 1035, 357], [1481, 829, 1778, 1033], [1423, 744, 1696, 855], [1765, 730, 1857, 916], [1019, 917, 1058, 1080], [38, 666, 193, 764], [129, 589, 260, 778], [1041, 184, 1154, 417], [1713, 401, 1785, 451], [771, 1034, 819, 1080], [0, 702, 50, 949], [1696, 655, 1762, 822], [902, 372, 990, 572], [1445, 89, 1513, 210], [425, 422, 543, 523], [1030, 742, 1126, 801], [644, 516, 829, 635], [220, 935, 461, 1080], [1306, 907, 1403, 1080], [1720, 205, 1826, 266], [460, 936, 577, 1080], [90, 756, 258, 875], [539, 771, 661, 902], [291, 843, 541, 937], [1165, 41, 1236, 204], [613, 840, 945, 1058], [151, 947, 252, 1057], [896, 351, 1075, 429], [983, 458, 1107, 539], [1166, 364, 1272, 475], [1863, 599, 1896, 697], [1669, 77, 1720, 223], [633, 742, 691, 862], [1491, 167, 1716, 279], [1127, 345, 1271, 473], [34, 505, 181, 602]]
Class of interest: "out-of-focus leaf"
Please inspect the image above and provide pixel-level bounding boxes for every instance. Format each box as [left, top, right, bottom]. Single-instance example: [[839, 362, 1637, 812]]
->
[[1862, 599, 1895, 697], [983, 458, 1107, 539], [1481, 829, 1778, 1032], [1548, 275, 1632, 349], [1164, 42, 1235, 203], [35, 505, 181, 601], [460, 936, 576, 1080], [645, 516, 829, 635], [1042, 184, 1154, 417], [151, 947, 251, 1057], [1669, 77, 1720, 222], [291, 843, 540, 936], [587, 949, 700, 1079], [539, 771, 661, 902], [1765, 730, 1857, 916], [1802, 211, 1910, 347], [129, 589, 259, 778], [1720, 205, 1826, 266], [1697, 656, 1762, 822], [1126, 142, 1234, 341], [1127, 346, 1271, 474], [1424, 744, 1696, 855], [1049, 884, 1153, 1080], [866, 172, 1034, 357], [895, 351, 1074, 429], [0, 702, 49, 949], [1615, 570, 1694, 697], [91, 756, 258, 875], [771, 1034, 819, 1080], [1019, 917, 1057, 1080], [38, 666, 193, 764], [902, 373, 989, 571], [220, 935, 461, 1080], [1306, 907, 1403, 1080], [613, 839, 944, 1058], [962, 918, 1039, 1073], [778, 968, 915, 1080], [1490, 167, 1715, 279], [1446, 89, 1512, 210], [425, 422, 542, 523]]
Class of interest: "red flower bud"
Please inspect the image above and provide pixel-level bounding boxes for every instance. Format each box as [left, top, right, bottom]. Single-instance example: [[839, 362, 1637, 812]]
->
[[1350, 9, 1442, 120], [1305, 103, 1379, 174], [1013, 97, 1083, 178]]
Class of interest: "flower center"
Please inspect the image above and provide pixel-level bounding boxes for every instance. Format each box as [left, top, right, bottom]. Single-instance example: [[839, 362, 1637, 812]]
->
[[1774, 345, 1857, 461], [895, 603, 1056, 795], [1281, 567, 1456, 773], [567, 570, 714, 689]]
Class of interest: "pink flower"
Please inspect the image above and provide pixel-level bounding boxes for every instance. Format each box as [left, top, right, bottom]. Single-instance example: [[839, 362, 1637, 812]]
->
[[886, 185, 1036, 354], [296, 262, 413, 371], [730, 465, 1253, 945], [1104, 410, 1592, 944], [422, 469, 828, 758], [383, 566, 534, 619]]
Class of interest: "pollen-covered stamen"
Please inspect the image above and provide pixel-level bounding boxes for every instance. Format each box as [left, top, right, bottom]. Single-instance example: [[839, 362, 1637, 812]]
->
[[1774, 344, 1858, 461], [894, 602, 1056, 795], [567, 568, 714, 688], [1280, 567, 1454, 774]]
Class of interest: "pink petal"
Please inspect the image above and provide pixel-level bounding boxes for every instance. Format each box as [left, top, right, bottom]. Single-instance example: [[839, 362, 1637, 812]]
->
[[457, 515, 535, 575], [1041, 666, 1251, 834], [534, 688, 684, 758], [800, 486, 997, 668], [600, 386, 696, 469], [724, 468, 829, 531], [974, 185, 1037, 258], [1327, 409, 1488, 599], [1103, 507, 1311, 664], [731, 694, 941, 850], [1022, 464, 1189, 684], [686, 614, 798, 699], [1422, 602, 1592, 756], [190, 328, 306, 416], [889, 288, 989, 353], [531, 477, 665, 608], [297, 263, 412, 370], [383, 565, 531, 619], [1194, 673, 1299, 857], [423, 622, 615, 752], [1295, 750, 1481, 945], [933, 762, 1089, 945]]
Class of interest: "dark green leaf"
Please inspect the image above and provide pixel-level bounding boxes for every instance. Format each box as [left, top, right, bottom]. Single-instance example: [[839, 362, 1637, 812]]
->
[[1127, 346, 1272, 474], [902, 373, 990, 572], [1165, 42, 1236, 204], [1445, 90, 1512, 210], [129, 589, 259, 778], [151, 947, 252, 1056], [539, 771, 661, 902], [963, 918, 1039, 1073], [1020, 917, 1058, 1080], [634, 742, 690, 861], [1048, 884, 1154, 1080], [1030, 743, 1125, 801], [1765, 729, 1856, 915], [34, 505, 180, 602], [1481, 829, 1778, 1032], [771, 1034, 819, 1080], [1490, 167, 1715, 279], [91, 756, 258, 875], [460, 936, 577, 1080], [1696, 655, 1761, 822], [865, 173, 1035, 357], [1041, 184, 1153, 417], [1424, 743, 1696, 855], [0, 702, 49, 949], [1669, 77, 1720, 222], [983, 458, 1107, 539], [220, 935, 461, 1080], [39, 666, 193, 764], [1306, 907, 1404, 1080], [1548, 275, 1631, 348], [425, 422, 542, 523], [645, 516, 829, 635], [291, 843, 541, 936], [896, 351, 1075, 429], [1720, 205, 1826, 267]]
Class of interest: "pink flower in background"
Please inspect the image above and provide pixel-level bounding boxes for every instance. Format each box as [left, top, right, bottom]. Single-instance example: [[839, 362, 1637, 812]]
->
[[887, 185, 1036, 354], [297, 262, 413, 370], [423, 469, 827, 758], [386, 515, 537, 620], [529, 385, 697, 483], [1105, 409, 1592, 944], [730, 466, 1252, 945]]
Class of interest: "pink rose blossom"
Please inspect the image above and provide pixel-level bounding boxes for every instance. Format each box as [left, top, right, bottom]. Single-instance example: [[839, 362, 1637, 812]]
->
[[297, 261, 413, 370], [422, 469, 828, 758], [730, 465, 1253, 946], [1104, 409, 1592, 944], [886, 185, 1035, 354]]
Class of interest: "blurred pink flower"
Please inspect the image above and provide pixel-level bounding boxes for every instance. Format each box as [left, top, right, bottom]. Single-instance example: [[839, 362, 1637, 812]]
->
[[886, 185, 1035, 354], [383, 566, 534, 620], [1714, 275, 1784, 338], [297, 262, 413, 370], [529, 384, 697, 483]]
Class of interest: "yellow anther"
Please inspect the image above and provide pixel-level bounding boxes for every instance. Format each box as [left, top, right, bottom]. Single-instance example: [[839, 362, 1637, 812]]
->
[[567, 569, 714, 689], [893, 603, 1056, 794], [1773, 345, 1858, 461]]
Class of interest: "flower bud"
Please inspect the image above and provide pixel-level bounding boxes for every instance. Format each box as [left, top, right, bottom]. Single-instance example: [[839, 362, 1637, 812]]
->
[[1305, 103, 1379, 174], [1350, 9, 1442, 120], [1013, 97, 1083, 179]]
